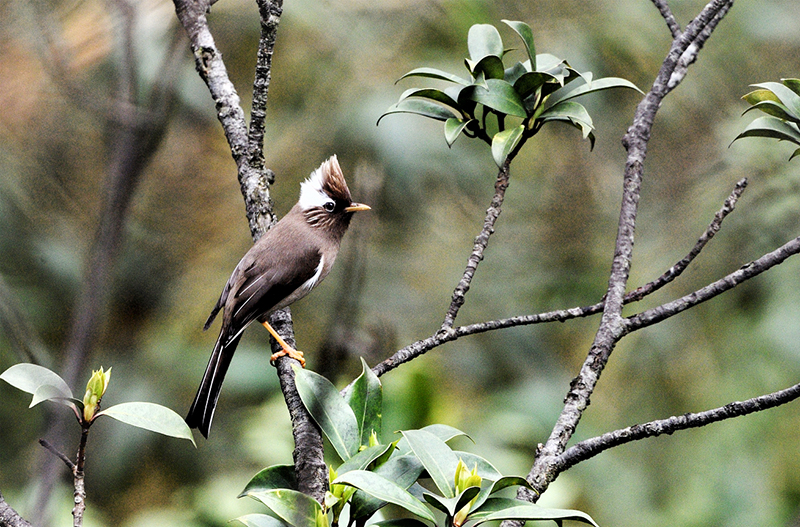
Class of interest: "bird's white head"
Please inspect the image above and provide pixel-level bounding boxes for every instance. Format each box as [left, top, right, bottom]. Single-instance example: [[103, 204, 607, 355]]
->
[[298, 155, 352, 211]]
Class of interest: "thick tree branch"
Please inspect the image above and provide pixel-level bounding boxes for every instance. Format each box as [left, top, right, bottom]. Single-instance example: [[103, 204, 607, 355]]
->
[[513, 0, 736, 501], [554, 381, 800, 473], [172, 0, 326, 501]]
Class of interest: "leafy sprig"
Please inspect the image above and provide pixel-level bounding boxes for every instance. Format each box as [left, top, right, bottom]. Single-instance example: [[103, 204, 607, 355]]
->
[[379, 20, 642, 167], [732, 78, 800, 161]]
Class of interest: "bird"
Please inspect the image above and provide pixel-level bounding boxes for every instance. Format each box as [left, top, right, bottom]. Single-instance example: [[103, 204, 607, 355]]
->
[[186, 155, 370, 438]]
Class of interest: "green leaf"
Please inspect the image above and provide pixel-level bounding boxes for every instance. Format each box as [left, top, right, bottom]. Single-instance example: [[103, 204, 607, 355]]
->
[[742, 100, 799, 123], [451, 452, 502, 481], [332, 470, 436, 523], [240, 465, 298, 497], [349, 454, 424, 520], [504, 62, 529, 85], [752, 82, 800, 121], [444, 118, 474, 147], [98, 402, 196, 445], [370, 519, 431, 527], [463, 79, 527, 118], [1, 363, 76, 409], [399, 88, 461, 112], [502, 20, 536, 69], [783, 78, 800, 96], [469, 497, 538, 519], [245, 489, 322, 527], [401, 429, 460, 498], [733, 116, 800, 146], [294, 366, 359, 460], [467, 55, 505, 80], [342, 358, 383, 445], [472, 504, 599, 527], [378, 99, 460, 125], [513, 71, 557, 100], [546, 76, 643, 108], [467, 24, 504, 63], [337, 443, 395, 475], [491, 125, 525, 167], [539, 101, 594, 132], [233, 514, 290, 527], [423, 486, 481, 517], [743, 88, 780, 105], [397, 67, 471, 86]]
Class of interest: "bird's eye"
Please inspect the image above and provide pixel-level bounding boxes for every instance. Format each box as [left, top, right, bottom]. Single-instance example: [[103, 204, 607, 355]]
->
[[323, 201, 336, 212]]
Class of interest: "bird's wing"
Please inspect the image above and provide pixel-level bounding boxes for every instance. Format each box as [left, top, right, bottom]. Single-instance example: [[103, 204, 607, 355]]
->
[[225, 238, 322, 334]]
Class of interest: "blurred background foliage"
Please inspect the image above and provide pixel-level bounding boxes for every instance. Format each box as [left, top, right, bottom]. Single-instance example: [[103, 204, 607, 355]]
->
[[1, 0, 800, 526]]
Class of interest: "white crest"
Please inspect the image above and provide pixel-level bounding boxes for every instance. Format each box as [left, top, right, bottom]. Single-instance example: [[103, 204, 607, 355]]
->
[[298, 158, 335, 211]]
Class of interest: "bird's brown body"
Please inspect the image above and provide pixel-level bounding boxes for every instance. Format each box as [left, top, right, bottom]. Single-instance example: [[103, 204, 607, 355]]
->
[[186, 156, 369, 438]]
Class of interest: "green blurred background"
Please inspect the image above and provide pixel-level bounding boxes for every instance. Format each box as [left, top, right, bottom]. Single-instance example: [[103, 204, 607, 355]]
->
[[2, 0, 800, 525]]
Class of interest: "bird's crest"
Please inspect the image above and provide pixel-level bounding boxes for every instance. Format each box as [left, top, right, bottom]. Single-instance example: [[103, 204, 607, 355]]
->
[[299, 155, 352, 210]]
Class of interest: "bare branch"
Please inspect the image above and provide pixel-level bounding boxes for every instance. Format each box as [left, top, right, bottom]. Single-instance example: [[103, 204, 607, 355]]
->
[[0, 491, 32, 527], [555, 381, 800, 473], [650, 0, 682, 38], [441, 159, 512, 330], [626, 234, 800, 332], [373, 176, 747, 378], [38, 439, 75, 471]]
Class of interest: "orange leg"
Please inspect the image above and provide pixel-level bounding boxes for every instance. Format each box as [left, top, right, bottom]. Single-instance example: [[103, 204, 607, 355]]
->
[[262, 321, 306, 367]]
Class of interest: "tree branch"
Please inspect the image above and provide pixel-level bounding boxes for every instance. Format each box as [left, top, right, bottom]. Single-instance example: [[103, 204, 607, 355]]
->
[[441, 158, 512, 330], [372, 176, 747, 378], [554, 380, 800, 473], [172, 0, 326, 501], [0, 491, 32, 527], [650, 0, 682, 38], [513, 0, 736, 501]]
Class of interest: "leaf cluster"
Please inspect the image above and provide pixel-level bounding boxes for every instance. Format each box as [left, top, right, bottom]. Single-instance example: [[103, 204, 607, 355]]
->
[[237, 360, 596, 527], [379, 20, 641, 167], [733, 78, 800, 160]]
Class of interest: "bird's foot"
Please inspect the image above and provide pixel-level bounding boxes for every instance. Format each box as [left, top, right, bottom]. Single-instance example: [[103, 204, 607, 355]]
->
[[270, 347, 306, 367]]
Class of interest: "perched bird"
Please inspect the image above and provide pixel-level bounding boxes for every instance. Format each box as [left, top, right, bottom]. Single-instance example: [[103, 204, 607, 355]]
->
[[186, 155, 370, 438]]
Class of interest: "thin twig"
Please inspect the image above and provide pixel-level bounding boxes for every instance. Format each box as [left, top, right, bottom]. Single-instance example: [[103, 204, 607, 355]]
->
[[554, 380, 800, 473], [38, 439, 75, 471], [0, 491, 32, 527], [650, 0, 682, 38], [441, 158, 512, 330]]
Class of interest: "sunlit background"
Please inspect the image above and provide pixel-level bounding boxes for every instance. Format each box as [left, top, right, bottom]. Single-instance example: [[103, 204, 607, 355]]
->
[[2, 0, 800, 526]]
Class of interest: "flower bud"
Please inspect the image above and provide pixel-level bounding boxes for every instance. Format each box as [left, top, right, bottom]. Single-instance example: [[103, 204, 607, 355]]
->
[[82, 366, 111, 422]]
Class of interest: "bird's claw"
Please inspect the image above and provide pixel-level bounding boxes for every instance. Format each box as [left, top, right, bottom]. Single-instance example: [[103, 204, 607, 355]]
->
[[270, 347, 306, 367]]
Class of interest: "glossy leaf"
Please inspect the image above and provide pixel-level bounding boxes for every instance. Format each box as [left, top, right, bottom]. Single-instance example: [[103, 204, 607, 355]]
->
[[451, 452, 502, 481], [469, 497, 540, 519], [468, 55, 505, 80], [337, 443, 395, 475], [401, 429, 460, 497], [233, 514, 289, 527], [349, 454, 424, 520], [98, 402, 196, 445], [240, 465, 298, 497], [491, 125, 524, 167], [467, 24, 503, 63], [398, 67, 471, 86], [463, 79, 527, 118], [399, 88, 460, 112], [378, 99, 459, 125], [513, 71, 557, 100], [472, 504, 599, 527], [245, 489, 322, 527], [734, 116, 800, 144], [294, 366, 359, 460], [423, 486, 481, 517], [742, 100, 798, 123], [1, 363, 76, 409], [332, 470, 436, 523], [444, 118, 474, 146], [539, 101, 594, 132], [546, 76, 643, 108], [502, 20, 536, 69], [783, 78, 800, 96], [504, 62, 529, 85], [370, 519, 431, 527], [342, 358, 383, 445], [752, 82, 800, 120]]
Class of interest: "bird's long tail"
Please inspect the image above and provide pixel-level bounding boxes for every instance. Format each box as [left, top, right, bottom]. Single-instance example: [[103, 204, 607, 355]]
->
[[186, 331, 242, 438]]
